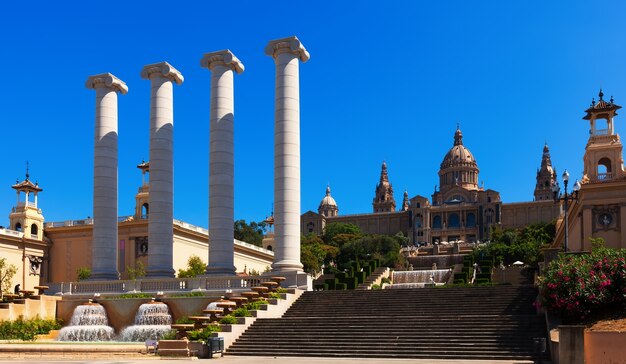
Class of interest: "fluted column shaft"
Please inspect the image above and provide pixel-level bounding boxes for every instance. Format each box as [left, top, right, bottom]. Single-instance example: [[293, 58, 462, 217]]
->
[[86, 73, 128, 280], [265, 37, 309, 272], [140, 62, 183, 278], [201, 51, 244, 276]]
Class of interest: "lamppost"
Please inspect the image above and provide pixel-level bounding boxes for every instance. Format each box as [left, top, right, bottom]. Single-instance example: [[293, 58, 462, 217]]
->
[[552, 170, 581, 252]]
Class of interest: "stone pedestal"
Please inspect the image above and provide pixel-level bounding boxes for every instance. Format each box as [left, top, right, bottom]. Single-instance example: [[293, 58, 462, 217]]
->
[[86, 73, 128, 280], [201, 50, 244, 276], [140, 62, 184, 278], [265, 36, 309, 273]]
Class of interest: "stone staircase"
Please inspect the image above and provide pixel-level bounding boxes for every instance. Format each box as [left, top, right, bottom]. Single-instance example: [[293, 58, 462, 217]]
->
[[356, 267, 390, 290], [226, 285, 548, 360]]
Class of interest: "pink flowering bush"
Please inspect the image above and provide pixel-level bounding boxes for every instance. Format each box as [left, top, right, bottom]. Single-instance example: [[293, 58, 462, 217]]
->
[[538, 245, 626, 322]]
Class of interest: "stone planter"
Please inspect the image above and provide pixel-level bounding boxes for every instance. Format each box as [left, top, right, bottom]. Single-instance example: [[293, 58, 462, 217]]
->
[[157, 339, 190, 357], [188, 341, 209, 358], [584, 330, 626, 364]]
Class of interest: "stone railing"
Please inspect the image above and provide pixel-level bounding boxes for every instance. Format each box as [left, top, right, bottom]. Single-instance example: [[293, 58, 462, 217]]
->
[[0, 228, 24, 238], [44, 275, 277, 295]]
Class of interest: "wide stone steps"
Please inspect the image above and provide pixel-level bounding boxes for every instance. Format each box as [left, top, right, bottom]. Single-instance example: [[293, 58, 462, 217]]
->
[[227, 285, 547, 360]]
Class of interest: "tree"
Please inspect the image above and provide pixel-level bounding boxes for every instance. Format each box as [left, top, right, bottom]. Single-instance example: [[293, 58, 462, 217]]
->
[[234, 220, 267, 247], [338, 234, 402, 269], [300, 234, 340, 274], [322, 222, 362, 246], [474, 222, 556, 266], [178, 255, 207, 278], [0, 258, 18, 297], [127, 261, 146, 280]]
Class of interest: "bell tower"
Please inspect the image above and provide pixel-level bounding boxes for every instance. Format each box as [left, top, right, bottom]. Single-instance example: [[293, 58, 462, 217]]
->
[[373, 161, 396, 213], [534, 143, 557, 201], [582, 90, 625, 183], [135, 161, 150, 219], [9, 163, 44, 241]]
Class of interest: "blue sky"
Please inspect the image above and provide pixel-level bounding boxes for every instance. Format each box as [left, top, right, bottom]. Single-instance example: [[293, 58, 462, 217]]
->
[[2, 1, 626, 229]]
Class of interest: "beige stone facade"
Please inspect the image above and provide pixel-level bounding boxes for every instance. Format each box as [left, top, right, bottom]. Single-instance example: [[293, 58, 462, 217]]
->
[[0, 167, 273, 290], [302, 127, 562, 243], [553, 91, 626, 251]]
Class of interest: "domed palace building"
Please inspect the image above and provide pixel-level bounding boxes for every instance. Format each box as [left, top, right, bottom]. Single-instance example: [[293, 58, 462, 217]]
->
[[302, 126, 561, 244]]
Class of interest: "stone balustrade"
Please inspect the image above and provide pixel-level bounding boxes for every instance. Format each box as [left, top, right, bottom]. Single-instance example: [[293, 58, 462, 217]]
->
[[44, 275, 278, 295]]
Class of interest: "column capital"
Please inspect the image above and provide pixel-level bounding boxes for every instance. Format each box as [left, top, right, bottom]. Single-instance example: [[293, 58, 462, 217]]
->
[[265, 36, 310, 62], [85, 73, 128, 94], [140, 61, 184, 84], [200, 50, 244, 74]]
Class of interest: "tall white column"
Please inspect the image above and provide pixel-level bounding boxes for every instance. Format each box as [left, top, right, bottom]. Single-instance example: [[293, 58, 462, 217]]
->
[[201, 50, 244, 276], [140, 62, 184, 278], [265, 36, 309, 272], [85, 73, 128, 280]]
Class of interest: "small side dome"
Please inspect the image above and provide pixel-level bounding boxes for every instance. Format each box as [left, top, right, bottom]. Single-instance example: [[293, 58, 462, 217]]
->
[[318, 185, 338, 217]]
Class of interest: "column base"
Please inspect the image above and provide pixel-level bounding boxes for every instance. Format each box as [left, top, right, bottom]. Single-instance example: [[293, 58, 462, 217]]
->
[[271, 260, 304, 273], [145, 268, 176, 279], [204, 266, 237, 276], [88, 271, 120, 281]]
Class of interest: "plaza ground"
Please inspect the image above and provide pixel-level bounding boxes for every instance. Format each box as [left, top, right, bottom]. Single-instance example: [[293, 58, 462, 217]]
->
[[0, 357, 542, 364]]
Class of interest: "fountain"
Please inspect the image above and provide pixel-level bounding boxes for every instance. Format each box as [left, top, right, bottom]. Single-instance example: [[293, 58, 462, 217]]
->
[[57, 301, 115, 341], [389, 269, 452, 289], [118, 299, 172, 342]]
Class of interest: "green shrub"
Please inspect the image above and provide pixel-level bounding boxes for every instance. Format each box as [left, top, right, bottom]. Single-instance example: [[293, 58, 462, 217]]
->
[[219, 315, 237, 325], [117, 293, 152, 299], [0, 316, 62, 341], [381, 277, 391, 284], [335, 283, 347, 290], [314, 283, 327, 291], [244, 300, 268, 311], [275, 287, 287, 294], [453, 279, 466, 284], [187, 324, 220, 342], [175, 316, 194, 324], [161, 329, 177, 340], [371, 284, 381, 290], [267, 292, 283, 300], [325, 278, 337, 290], [232, 307, 251, 317], [538, 246, 626, 323], [475, 278, 490, 285], [169, 291, 205, 297]]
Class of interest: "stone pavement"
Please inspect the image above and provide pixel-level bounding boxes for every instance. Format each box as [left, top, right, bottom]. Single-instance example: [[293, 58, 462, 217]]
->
[[0, 343, 545, 363]]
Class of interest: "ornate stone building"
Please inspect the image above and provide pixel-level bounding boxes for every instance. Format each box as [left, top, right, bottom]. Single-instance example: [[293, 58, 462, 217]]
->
[[553, 90, 626, 251], [301, 127, 561, 243]]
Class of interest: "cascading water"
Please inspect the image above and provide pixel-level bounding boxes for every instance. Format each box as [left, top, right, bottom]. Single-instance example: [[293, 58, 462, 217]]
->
[[118, 300, 172, 342], [390, 269, 452, 289], [57, 302, 114, 341]]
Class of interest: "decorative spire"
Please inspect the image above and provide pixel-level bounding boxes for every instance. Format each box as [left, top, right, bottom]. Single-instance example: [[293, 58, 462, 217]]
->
[[379, 161, 389, 183], [25, 161, 30, 181], [401, 190, 410, 211], [599, 88, 604, 101], [453, 127, 463, 146], [325, 185, 331, 196]]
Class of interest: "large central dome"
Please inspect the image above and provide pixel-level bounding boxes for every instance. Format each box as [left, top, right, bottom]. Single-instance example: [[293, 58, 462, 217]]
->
[[441, 128, 476, 169], [438, 128, 479, 193]]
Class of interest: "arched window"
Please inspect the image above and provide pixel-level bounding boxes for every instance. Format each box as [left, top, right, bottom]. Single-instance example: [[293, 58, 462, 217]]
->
[[466, 213, 476, 227], [15, 222, 22, 232], [597, 158, 612, 180], [142, 203, 149, 219], [433, 215, 442, 229], [267, 245, 273, 251], [30, 224, 38, 236], [448, 213, 460, 228], [307, 222, 314, 233]]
